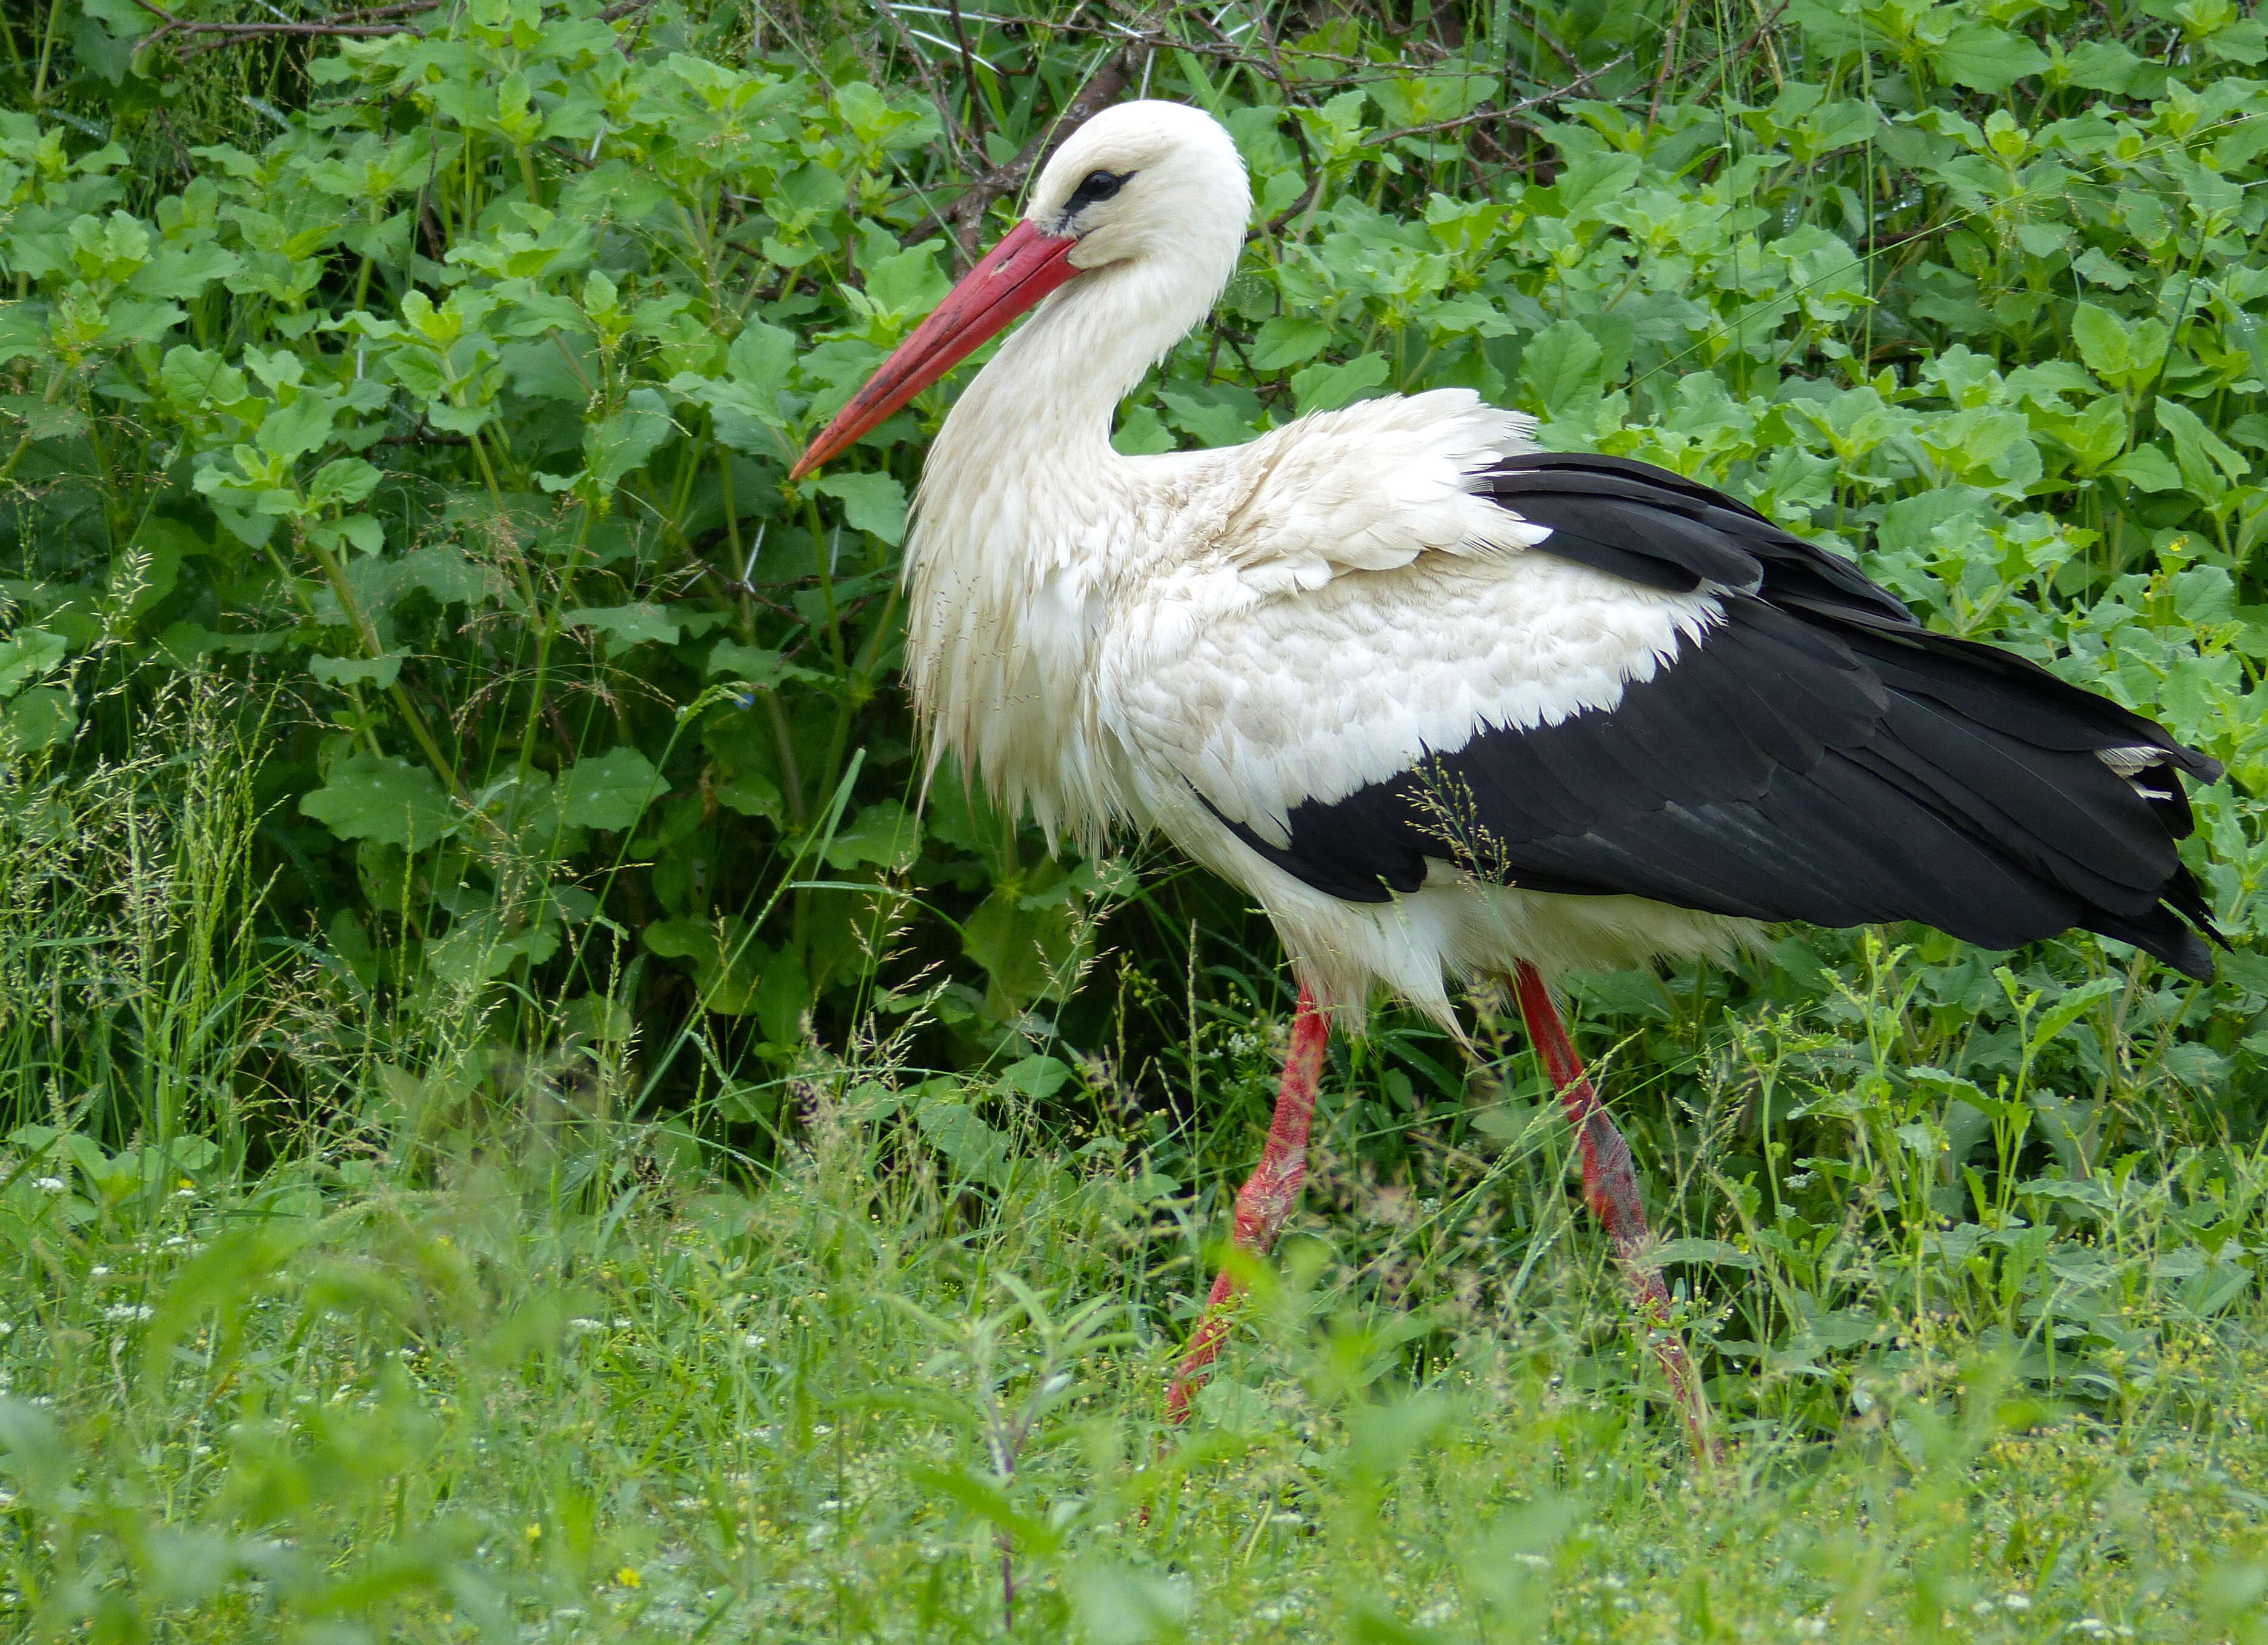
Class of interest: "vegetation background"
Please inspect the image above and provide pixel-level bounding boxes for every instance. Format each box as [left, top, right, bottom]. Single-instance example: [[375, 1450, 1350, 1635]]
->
[[0, 0, 2266, 1634]]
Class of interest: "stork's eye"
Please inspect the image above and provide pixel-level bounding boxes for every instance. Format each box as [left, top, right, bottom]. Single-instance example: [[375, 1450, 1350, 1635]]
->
[[1066, 169, 1131, 211]]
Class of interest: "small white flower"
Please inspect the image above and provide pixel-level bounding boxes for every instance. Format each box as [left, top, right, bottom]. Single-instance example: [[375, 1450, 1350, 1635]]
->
[[742, 1333, 767, 1349], [89, 1266, 110, 1278], [567, 1318, 606, 1334], [2004, 1594, 2032, 1612], [33, 1178, 64, 1194], [104, 1304, 152, 1323]]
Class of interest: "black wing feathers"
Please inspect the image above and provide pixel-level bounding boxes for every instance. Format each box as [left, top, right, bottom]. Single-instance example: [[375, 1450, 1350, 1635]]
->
[[1241, 453, 2223, 979], [1485, 453, 1918, 624]]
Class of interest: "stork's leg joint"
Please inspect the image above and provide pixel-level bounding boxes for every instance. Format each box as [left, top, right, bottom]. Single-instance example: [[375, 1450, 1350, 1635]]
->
[[1165, 987, 1328, 1424], [1511, 962, 1718, 1464]]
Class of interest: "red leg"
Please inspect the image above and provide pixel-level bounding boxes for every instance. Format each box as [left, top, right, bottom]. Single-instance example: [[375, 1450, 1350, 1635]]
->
[[1511, 962, 1715, 1459], [1166, 986, 1329, 1423]]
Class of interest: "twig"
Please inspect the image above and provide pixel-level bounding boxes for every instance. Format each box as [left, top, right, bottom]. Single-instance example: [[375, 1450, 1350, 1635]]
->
[[127, 0, 429, 55], [1731, 0, 1795, 85], [872, 0, 976, 174], [1369, 52, 1632, 147], [1645, 0, 1694, 130], [1495, 0, 1581, 76], [940, 45, 1136, 264], [945, 0, 987, 149], [1202, 5, 1322, 241]]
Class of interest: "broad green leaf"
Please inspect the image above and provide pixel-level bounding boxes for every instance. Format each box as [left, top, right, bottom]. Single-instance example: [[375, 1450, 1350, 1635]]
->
[[563, 603, 681, 649], [860, 239, 951, 322], [1157, 384, 1264, 445], [1549, 152, 1643, 222], [823, 800, 919, 871], [308, 652, 405, 690], [1289, 352, 1391, 415], [2157, 401, 2249, 497], [554, 747, 661, 832], [0, 630, 68, 697], [1066, 1561, 1194, 1645], [256, 394, 337, 463], [584, 388, 675, 494], [0, 304, 51, 368], [2107, 445, 2183, 491], [1651, 1238, 1759, 1271], [301, 756, 456, 849], [1, 688, 76, 756], [714, 771, 782, 819], [305, 460, 380, 514], [707, 642, 826, 689], [756, 945, 811, 1046], [2057, 398, 2127, 472], [2026, 975, 2125, 1051], [1520, 321, 1603, 417], [2060, 39, 2146, 91], [999, 1055, 1072, 1101], [644, 916, 763, 1015], [2069, 304, 2130, 379], [128, 242, 240, 302], [1248, 316, 1333, 371], [811, 471, 908, 546], [1934, 22, 2050, 92]]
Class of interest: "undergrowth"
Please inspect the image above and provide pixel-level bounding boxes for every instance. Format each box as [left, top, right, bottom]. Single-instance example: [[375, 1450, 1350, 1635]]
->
[[1, 0, 2267, 1636]]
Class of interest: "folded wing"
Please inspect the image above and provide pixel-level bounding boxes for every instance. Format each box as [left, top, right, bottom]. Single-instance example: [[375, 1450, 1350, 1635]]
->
[[1149, 453, 2223, 979]]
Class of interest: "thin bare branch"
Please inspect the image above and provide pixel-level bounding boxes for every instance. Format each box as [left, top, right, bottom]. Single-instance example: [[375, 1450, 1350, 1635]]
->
[[1369, 52, 1633, 147], [940, 45, 1136, 264], [127, 0, 431, 56], [945, 0, 988, 149]]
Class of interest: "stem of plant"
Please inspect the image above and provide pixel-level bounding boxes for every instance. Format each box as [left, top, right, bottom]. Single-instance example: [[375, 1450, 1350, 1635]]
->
[[302, 529, 478, 817]]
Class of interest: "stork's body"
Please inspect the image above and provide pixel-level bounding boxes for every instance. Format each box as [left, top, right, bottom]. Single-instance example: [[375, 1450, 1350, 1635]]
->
[[794, 102, 2220, 1439]]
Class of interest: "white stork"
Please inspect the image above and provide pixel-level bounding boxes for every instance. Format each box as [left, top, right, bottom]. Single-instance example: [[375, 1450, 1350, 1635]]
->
[[790, 100, 2221, 1434]]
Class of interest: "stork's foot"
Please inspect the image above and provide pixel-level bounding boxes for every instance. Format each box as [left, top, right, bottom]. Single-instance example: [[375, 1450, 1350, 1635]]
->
[[1166, 987, 1329, 1423], [1511, 962, 1718, 1464]]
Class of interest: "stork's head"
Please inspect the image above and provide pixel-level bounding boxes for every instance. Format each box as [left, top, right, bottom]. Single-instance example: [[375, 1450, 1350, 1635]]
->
[[791, 101, 1251, 479], [1026, 100, 1251, 273]]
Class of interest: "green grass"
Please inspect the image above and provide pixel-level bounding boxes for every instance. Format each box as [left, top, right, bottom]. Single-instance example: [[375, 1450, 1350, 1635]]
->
[[9, 1055, 2268, 1641], [3, 699, 2268, 1641], [4, 0, 2268, 1635]]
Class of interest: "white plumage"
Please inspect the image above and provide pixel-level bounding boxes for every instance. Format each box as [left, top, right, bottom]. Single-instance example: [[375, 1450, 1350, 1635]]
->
[[793, 96, 2218, 1438], [870, 105, 1748, 1025], [795, 97, 2216, 1029]]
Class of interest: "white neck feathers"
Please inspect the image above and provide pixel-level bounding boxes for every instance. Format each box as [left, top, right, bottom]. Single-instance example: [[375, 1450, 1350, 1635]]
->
[[901, 234, 1240, 842]]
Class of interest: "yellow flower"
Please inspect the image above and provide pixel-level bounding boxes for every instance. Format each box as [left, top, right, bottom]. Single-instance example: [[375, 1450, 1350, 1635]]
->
[[615, 1567, 641, 1589], [525, 1524, 542, 1542]]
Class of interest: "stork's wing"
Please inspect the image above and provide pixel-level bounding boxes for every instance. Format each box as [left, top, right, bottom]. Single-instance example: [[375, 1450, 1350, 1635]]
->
[[1123, 455, 2223, 978], [1483, 453, 1916, 625]]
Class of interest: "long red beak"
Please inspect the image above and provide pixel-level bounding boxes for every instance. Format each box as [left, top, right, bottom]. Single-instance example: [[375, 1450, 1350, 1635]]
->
[[788, 220, 1083, 480]]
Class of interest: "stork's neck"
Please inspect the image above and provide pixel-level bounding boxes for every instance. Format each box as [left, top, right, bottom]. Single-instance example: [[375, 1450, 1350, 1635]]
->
[[922, 253, 1222, 503], [903, 251, 1229, 843]]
